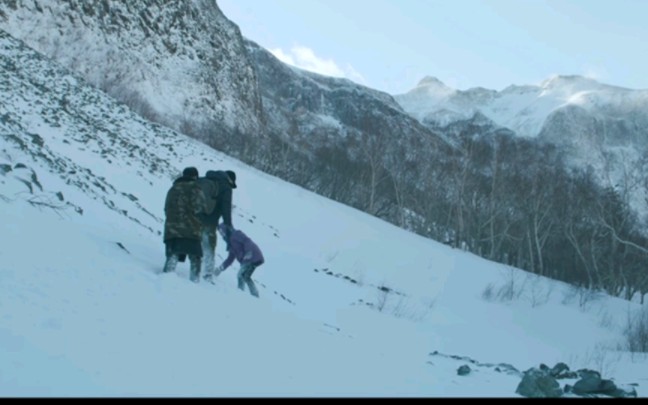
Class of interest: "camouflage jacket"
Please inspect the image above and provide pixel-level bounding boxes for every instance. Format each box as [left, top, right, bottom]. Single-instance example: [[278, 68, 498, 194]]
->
[[163, 176, 206, 242]]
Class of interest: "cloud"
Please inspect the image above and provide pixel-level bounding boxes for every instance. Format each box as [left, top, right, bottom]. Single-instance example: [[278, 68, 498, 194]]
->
[[342, 64, 366, 86], [582, 65, 609, 82], [270, 45, 366, 85]]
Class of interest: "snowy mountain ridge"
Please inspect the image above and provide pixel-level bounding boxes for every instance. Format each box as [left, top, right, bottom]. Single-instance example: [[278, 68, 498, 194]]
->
[[396, 75, 648, 217], [396, 74, 646, 138]]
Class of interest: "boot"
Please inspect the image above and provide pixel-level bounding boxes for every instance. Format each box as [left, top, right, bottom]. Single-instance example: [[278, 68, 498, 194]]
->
[[163, 255, 178, 274], [246, 279, 260, 298]]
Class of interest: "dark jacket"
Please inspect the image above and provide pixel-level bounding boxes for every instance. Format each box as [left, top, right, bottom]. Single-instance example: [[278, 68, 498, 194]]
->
[[163, 176, 206, 242], [220, 224, 264, 271], [197, 176, 220, 216], [200, 170, 234, 227]]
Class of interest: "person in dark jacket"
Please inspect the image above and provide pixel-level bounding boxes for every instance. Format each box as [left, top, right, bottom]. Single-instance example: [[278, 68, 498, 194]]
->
[[196, 172, 220, 278], [214, 223, 264, 297], [200, 170, 237, 280], [163, 167, 206, 282]]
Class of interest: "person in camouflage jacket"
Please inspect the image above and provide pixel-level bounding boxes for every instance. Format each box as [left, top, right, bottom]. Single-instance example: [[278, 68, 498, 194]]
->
[[163, 166, 206, 282]]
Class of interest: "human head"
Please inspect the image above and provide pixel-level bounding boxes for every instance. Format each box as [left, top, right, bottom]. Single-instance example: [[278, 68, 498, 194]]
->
[[225, 170, 237, 189], [182, 166, 199, 179]]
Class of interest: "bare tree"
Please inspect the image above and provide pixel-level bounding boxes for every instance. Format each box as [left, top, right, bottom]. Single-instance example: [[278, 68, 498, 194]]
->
[[526, 172, 557, 276], [448, 138, 474, 250], [390, 171, 407, 228], [358, 131, 391, 216]]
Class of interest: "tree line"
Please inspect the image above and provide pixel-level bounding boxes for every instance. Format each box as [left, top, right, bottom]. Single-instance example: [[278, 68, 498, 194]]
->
[[182, 116, 648, 304]]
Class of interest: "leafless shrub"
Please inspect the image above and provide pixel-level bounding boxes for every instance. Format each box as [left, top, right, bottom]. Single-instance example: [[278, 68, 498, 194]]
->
[[568, 342, 621, 378], [562, 285, 603, 310], [496, 268, 527, 302], [482, 283, 495, 302], [525, 273, 554, 308], [375, 285, 389, 312], [623, 305, 648, 353], [392, 295, 435, 322], [597, 308, 616, 331], [350, 261, 366, 287], [372, 283, 434, 322], [482, 269, 533, 304]]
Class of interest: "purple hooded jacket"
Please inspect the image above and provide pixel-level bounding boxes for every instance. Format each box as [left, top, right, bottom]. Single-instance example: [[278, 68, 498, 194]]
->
[[219, 224, 264, 271]]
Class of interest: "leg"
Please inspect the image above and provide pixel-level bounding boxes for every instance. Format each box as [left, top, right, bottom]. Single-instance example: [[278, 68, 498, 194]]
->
[[201, 225, 217, 278], [237, 264, 247, 291], [163, 242, 179, 273], [239, 264, 259, 297], [189, 255, 202, 283], [246, 278, 259, 298], [163, 255, 178, 274]]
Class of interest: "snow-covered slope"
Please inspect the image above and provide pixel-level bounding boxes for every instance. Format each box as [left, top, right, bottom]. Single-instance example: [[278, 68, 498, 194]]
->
[[1, 29, 647, 397], [0, 0, 264, 138]]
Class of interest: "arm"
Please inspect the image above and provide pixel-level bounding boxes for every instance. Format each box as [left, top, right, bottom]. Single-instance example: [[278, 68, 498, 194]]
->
[[164, 188, 173, 216], [220, 187, 233, 227], [194, 186, 206, 215], [220, 250, 235, 271], [220, 232, 243, 271]]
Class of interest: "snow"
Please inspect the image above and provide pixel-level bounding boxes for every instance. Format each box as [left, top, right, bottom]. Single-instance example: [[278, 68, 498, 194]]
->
[[2, 118, 648, 397], [0, 1, 263, 136], [1, 17, 647, 399], [396, 74, 643, 138]]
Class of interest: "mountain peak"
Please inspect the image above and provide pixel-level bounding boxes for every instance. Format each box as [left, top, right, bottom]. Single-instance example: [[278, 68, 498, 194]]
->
[[417, 76, 449, 88], [540, 74, 600, 89]]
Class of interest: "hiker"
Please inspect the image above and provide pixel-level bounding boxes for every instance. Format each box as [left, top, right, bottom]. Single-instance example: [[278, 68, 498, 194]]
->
[[199, 170, 237, 281], [162, 166, 206, 282], [213, 223, 264, 297]]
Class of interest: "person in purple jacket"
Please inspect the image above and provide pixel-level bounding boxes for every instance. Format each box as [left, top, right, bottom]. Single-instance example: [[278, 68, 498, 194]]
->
[[213, 223, 265, 297]]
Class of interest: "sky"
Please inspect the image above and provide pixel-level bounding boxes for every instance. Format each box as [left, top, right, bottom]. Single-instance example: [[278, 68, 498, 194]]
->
[[218, 0, 648, 94], [1, 29, 648, 395]]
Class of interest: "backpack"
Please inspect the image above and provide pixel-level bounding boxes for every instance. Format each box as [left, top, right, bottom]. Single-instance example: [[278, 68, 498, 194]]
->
[[197, 176, 220, 215]]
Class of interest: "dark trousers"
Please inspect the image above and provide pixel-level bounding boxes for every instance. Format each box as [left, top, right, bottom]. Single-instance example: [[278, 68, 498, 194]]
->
[[164, 239, 202, 283], [201, 224, 217, 276], [237, 263, 260, 297]]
